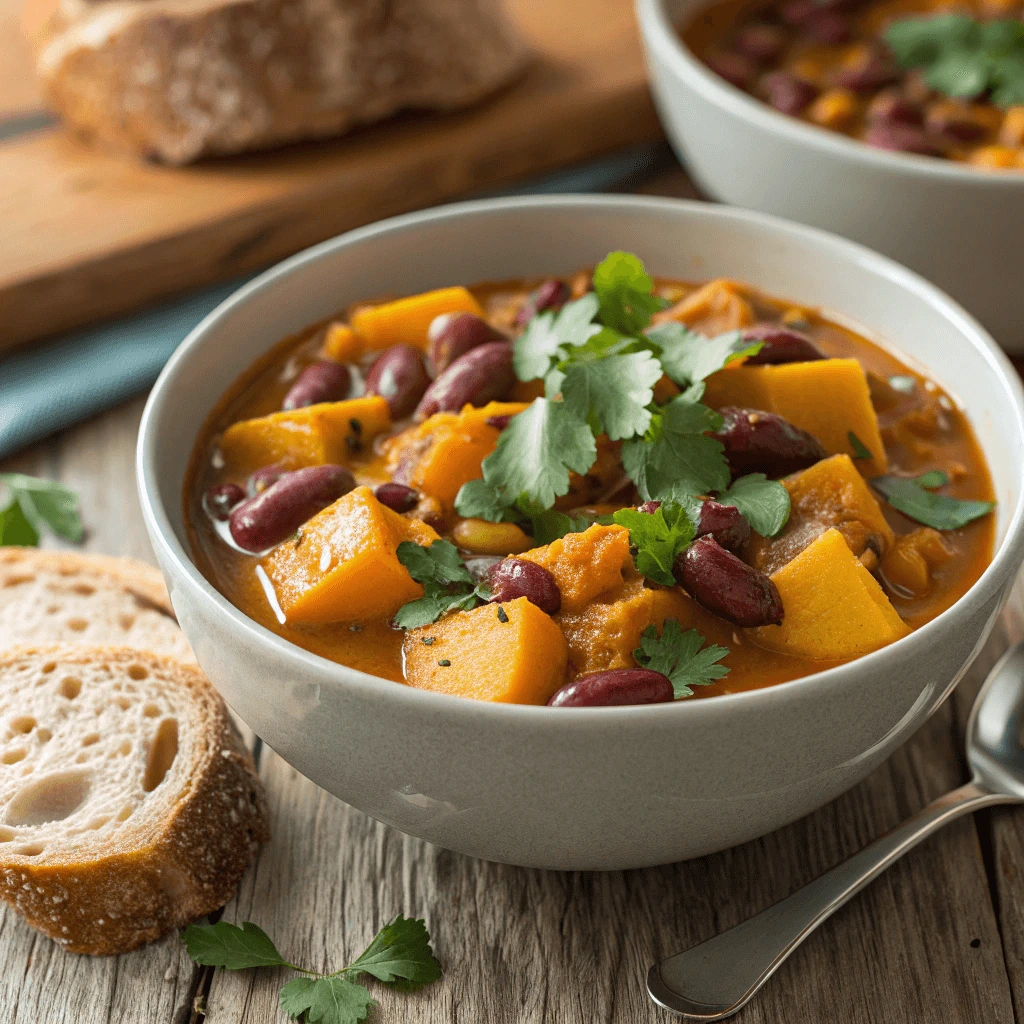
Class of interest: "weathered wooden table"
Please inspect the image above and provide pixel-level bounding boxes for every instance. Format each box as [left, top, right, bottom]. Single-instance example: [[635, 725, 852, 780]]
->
[[3, 167, 1024, 1024]]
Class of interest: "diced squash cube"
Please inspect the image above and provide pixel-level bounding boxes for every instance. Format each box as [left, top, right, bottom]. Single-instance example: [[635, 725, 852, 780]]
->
[[556, 578, 732, 676], [751, 528, 909, 660], [351, 287, 484, 350], [519, 525, 632, 614], [879, 527, 951, 598], [404, 597, 568, 704], [322, 323, 364, 363], [385, 401, 528, 509], [653, 279, 755, 335], [261, 486, 438, 624], [219, 397, 391, 476], [747, 454, 895, 575], [702, 359, 888, 476]]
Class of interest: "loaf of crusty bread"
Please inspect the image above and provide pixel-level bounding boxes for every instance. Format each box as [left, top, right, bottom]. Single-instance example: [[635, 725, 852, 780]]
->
[[0, 645, 269, 955], [0, 547, 195, 663], [23, 0, 530, 163]]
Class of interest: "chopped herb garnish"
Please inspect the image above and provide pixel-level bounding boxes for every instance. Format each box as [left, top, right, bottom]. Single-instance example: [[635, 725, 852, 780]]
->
[[0, 474, 82, 547], [393, 540, 489, 628], [421, 636, 435, 645], [717, 473, 791, 538], [889, 374, 917, 394], [612, 501, 699, 587], [496, 606, 509, 623], [885, 15, 1024, 107], [634, 618, 730, 698], [349, 418, 362, 434], [871, 474, 994, 530], [848, 431, 873, 460], [182, 914, 441, 1024], [915, 469, 951, 490], [438, 659, 451, 667]]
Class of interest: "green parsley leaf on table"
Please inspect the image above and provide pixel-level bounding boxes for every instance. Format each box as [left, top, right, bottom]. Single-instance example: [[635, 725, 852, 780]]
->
[[847, 431, 872, 461], [717, 473, 791, 538], [634, 618, 730, 698], [184, 914, 441, 1024], [871, 474, 994, 530], [648, 322, 762, 387], [613, 502, 698, 587], [393, 540, 488, 629], [591, 251, 667, 336], [0, 474, 83, 546]]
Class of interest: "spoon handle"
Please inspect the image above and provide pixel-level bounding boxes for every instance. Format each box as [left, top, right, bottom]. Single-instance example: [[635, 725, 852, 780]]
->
[[648, 779, 1014, 1020]]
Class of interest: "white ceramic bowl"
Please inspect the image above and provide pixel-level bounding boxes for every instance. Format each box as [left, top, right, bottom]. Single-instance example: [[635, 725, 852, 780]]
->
[[137, 195, 1024, 870], [636, 0, 1024, 353]]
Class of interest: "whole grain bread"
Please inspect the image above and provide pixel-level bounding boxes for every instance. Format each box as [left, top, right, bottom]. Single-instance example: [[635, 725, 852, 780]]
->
[[0, 547, 195, 663], [23, 0, 530, 164], [0, 644, 269, 955]]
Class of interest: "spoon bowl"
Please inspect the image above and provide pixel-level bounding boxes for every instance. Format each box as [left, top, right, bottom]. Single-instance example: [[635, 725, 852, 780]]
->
[[968, 643, 1024, 800]]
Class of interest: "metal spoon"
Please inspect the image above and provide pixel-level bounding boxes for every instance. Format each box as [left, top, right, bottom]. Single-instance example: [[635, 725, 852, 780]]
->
[[648, 640, 1024, 1020]]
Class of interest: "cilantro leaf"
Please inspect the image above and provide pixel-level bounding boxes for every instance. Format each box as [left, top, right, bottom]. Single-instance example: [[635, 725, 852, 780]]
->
[[634, 619, 730, 698], [182, 921, 288, 970], [612, 502, 698, 586], [482, 398, 596, 510], [513, 293, 601, 381], [516, 501, 591, 545], [0, 474, 82, 545], [0, 500, 40, 547], [396, 539, 473, 587], [393, 540, 487, 628], [348, 915, 442, 988], [718, 474, 790, 537], [647, 322, 762, 387], [622, 394, 729, 503], [279, 976, 375, 1024], [871, 475, 994, 530], [847, 431, 872, 460], [392, 590, 483, 630], [561, 350, 662, 441], [915, 470, 950, 489], [591, 251, 664, 335], [453, 479, 519, 523]]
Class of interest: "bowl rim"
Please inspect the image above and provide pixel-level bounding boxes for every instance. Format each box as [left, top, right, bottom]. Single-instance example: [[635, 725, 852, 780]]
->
[[636, 0, 1024, 188], [137, 192, 1024, 725]]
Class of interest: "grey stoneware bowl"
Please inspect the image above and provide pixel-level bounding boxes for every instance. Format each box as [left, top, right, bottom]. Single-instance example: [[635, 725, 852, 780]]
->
[[137, 195, 1024, 870], [636, 0, 1024, 353]]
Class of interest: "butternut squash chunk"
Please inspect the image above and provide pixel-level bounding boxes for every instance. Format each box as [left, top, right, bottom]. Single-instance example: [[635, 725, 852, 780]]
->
[[702, 359, 888, 476], [219, 397, 391, 476], [653, 279, 755, 335], [351, 287, 484, 350], [261, 486, 438, 624], [404, 597, 568, 704], [322, 323, 364, 363], [519, 524, 633, 614], [556, 578, 732, 676], [747, 454, 896, 575], [385, 401, 528, 508], [751, 528, 909, 660]]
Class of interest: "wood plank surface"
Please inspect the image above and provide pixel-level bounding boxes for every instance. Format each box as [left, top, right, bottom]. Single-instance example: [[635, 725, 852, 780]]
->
[[0, 0, 663, 352]]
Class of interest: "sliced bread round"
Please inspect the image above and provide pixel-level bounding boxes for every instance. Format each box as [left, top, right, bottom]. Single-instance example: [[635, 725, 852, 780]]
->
[[0, 645, 269, 955], [0, 548, 194, 663]]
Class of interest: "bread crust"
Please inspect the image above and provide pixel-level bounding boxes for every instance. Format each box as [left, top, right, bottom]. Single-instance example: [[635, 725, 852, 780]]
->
[[0, 646, 269, 955], [26, 0, 530, 163]]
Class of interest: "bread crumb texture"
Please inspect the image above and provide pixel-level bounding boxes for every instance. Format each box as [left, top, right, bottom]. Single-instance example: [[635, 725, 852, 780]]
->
[[0, 645, 269, 955], [30, 0, 531, 162]]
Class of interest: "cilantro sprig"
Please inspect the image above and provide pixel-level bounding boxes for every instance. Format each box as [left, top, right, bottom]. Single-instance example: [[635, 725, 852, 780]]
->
[[183, 914, 441, 1024], [0, 475, 82, 547], [393, 540, 489, 628], [612, 501, 700, 587], [885, 15, 1024, 107], [871, 474, 993, 530], [634, 618, 730, 698]]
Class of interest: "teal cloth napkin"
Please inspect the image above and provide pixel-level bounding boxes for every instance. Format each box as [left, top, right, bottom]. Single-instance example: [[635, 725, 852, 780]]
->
[[0, 143, 671, 459]]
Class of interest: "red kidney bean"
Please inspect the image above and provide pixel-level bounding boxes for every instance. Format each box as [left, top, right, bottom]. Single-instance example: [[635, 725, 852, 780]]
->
[[248, 464, 285, 496], [705, 50, 759, 90], [675, 535, 783, 627], [834, 51, 899, 92], [924, 104, 987, 143], [779, 0, 815, 24], [205, 483, 246, 520], [863, 123, 941, 156], [735, 23, 787, 62], [375, 482, 419, 514], [713, 407, 827, 478], [488, 558, 562, 614], [416, 341, 515, 419], [229, 465, 355, 552], [763, 72, 818, 115], [514, 280, 571, 327], [867, 90, 923, 126], [742, 323, 825, 364], [804, 10, 851, 43], [365, 344, 431, 419], [547, 669, 675, 708], [698, 499, 751, 552], [282, 360, 351, 411], [427, 312, 505, 375]]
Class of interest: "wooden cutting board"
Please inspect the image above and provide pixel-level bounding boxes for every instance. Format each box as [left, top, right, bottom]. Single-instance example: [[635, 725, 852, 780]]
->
[[0, 0, 664, 352]]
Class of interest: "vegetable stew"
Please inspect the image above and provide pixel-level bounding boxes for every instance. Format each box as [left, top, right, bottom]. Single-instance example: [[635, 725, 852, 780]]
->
[[683, 0, 1024, 168], [185, 253, 995, 706]]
